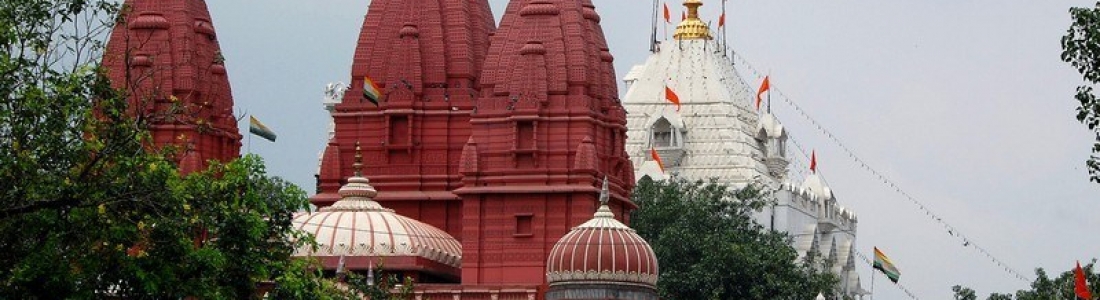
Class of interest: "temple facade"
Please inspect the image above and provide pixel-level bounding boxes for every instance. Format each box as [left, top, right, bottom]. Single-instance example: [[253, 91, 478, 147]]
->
[[302, 0, 656, 299], [102, 0, 242, 174], [621, 0, 864, 298]]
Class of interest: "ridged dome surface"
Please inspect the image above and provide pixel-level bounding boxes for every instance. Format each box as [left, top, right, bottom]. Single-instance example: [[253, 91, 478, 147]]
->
[[546, 184, 658, 287], [293, 175, 462, 268]]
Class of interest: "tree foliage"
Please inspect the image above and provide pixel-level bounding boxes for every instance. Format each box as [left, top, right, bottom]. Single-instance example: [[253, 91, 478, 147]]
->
[[630, 178, 838, 300], [1062, 2, 1100, 183], [0, 0, 332, 298], [953, 261, 1098, 300]]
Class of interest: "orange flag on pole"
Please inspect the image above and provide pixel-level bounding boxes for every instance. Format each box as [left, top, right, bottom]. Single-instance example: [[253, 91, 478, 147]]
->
[[650, 147, 666, 172], [682, 11, 687, 21], [663, 3, 671, 23], [665, 85, 682, 112], [1077, 261, 1093, 300], [756, 76, 770, 110], [718, 13, 726, 27], [810, 150, 818, 173]]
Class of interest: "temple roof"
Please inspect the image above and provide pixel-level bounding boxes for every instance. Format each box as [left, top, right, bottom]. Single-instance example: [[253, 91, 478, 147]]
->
[[102, 0, 241, 173], [345, 0, 495, 103], [622, 39, 768, 184]]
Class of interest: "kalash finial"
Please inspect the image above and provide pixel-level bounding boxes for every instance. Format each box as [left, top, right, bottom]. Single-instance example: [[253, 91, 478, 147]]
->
[[599, 176, 610, 206], [592, 176, 615, 218], [353, 141, 363, 176], [673, 0, 712, 40]]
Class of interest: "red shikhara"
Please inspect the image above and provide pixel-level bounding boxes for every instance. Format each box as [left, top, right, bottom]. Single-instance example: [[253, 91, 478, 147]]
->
[[102, 0, 242, 174]]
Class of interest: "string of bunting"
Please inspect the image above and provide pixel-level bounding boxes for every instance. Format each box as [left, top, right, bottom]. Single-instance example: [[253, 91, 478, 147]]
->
[[730, 52, 1032, 283]]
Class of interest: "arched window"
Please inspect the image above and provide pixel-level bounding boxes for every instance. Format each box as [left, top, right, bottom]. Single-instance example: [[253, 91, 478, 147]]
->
[[649, 117, 678, 148]]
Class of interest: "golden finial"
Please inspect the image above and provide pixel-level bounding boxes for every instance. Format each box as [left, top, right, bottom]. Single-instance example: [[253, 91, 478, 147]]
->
[[353, 141, 363, 176], [673, 0, 713, 40]]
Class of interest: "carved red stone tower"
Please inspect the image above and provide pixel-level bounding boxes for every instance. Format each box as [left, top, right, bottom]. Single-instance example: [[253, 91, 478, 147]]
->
[[455, 0, 635, 286], [311, 0, 496, 239], [103, 0, 241, 173]]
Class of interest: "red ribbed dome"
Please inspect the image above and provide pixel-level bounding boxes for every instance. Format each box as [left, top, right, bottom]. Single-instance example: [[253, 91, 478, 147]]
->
[[546, 180, 658, 287]]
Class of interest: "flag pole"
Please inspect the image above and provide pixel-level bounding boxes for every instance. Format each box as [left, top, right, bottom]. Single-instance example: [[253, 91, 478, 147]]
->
[[767, 71, 773, 113], [870, 268, 876, 300], [721, 0, 727, 53], [650, 0, 659, 52]]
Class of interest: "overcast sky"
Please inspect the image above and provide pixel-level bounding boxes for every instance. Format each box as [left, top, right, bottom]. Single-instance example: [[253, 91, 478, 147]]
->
[[205, 1, 1100, 298]]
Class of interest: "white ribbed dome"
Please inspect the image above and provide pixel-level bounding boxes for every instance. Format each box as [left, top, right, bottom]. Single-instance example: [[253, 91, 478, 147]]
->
[[292, 174, 461, 268]]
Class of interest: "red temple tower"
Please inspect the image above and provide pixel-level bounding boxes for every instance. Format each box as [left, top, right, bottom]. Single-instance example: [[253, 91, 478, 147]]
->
[[455, 0, 635, 286], [306, 0, 647, 297], [311, 0, 496, 239], [102, 0, 241, 173]]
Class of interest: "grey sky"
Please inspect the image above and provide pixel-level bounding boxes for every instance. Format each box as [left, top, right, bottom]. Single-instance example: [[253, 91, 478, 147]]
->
[[205, 1, 1100, 298]]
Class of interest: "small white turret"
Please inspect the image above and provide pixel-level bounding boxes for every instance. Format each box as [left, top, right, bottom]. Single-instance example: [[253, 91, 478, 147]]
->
[[757, 112, 790, 179]]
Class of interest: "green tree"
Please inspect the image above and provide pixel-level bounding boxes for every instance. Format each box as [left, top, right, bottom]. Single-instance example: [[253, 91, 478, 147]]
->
[[1062, 2, 1100, 183], [630, 178, 838, 300], [953, 285, 977, 300], [952, 261, 1098, 300], [0, 0, 329, 298]]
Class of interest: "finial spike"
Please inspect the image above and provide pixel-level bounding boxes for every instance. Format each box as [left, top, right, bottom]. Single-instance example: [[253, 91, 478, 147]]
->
[[599, 176, 610, 206], [353, 141, 363, 176]]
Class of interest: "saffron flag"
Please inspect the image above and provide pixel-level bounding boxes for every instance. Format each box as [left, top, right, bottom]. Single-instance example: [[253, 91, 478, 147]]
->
[[650, 147, 665, 172], [663, 2, 671, 23], [682, 11, 686, 21], [665, 85, 682, 112], [249, 116, 277, 142], [718, 13, 726, 27], [810, 150, 817, 173], [756, 75, 770, 110], [1077, 261, 1093, 300], [362, 76, 382, 106], [873, 247, 901, 283]]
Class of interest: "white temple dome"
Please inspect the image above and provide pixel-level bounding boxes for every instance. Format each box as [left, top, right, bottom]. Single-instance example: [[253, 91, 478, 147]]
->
[[292, 169, 461, 268]]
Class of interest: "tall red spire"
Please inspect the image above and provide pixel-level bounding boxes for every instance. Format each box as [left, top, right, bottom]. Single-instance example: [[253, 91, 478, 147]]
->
[[313, 0, 496, 238], [102, 0, 241, 174], [457, 0, 633, 286]]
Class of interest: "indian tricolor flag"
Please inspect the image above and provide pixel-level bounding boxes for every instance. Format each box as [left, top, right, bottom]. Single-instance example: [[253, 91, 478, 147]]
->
[[249, 116, 277, 142], [873, 247, 901, 283], [362, 76, 382, 106]]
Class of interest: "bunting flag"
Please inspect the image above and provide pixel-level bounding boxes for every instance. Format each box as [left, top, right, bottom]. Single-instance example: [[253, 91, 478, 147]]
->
[[718, 12, 726, 28], [1077, 261, 1093, 300], [663, 2, 671, 24], [650, 147, 665, 172], [873, 247, 901, 283], [248, 116, 277, 142], [755, 75, 770, 110], [665, 85, 682, 112], [810, 150, 818, 173], [362, 75, 382, 106]]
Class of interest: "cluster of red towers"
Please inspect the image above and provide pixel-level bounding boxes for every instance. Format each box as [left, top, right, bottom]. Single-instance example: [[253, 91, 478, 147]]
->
[[313, 0, 637, 292], [103, 0, 646, 297], [102, 0, 242, 174]]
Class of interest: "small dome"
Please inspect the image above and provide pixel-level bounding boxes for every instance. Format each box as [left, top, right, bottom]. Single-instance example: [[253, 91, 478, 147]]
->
[[802, 173, 833, 200], [757, 112, 786, 138], [293, 148, 461, 269], [546, 179, 659, 287]]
